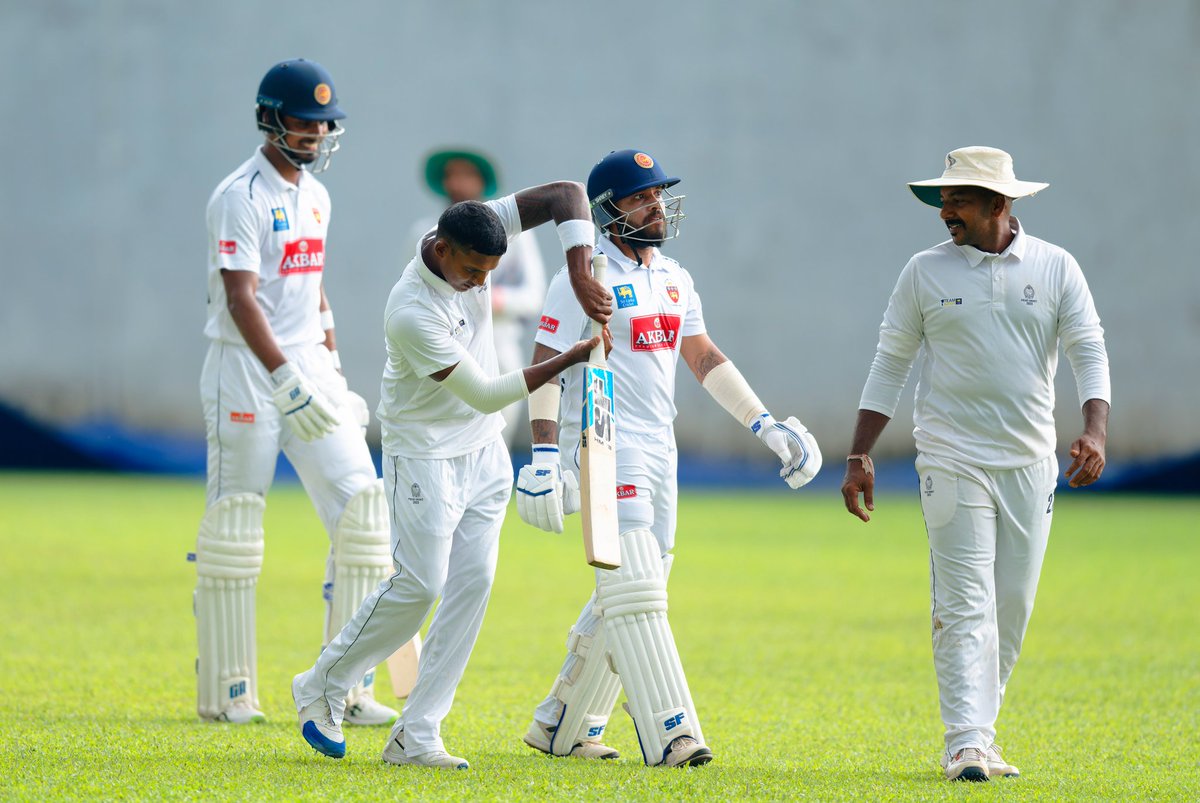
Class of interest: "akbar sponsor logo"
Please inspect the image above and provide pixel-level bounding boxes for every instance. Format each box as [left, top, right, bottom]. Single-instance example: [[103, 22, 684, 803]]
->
[[218, 240, 237, 255], [630, 314, 681, 352], [616, 484, 638, 499], [279, 238, 325, 275], [538, 315, 560, 334]]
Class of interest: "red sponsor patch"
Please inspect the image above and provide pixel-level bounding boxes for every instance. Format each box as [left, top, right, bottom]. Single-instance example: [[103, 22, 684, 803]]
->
[[665, 281, 680, 303], [229, 411, 255, 424], [616, 484, 637, 499], [218, 240, 237, 255], [279, 238, 325, 275], [630, 314, 681, 352], [538, 314, 560, 334]]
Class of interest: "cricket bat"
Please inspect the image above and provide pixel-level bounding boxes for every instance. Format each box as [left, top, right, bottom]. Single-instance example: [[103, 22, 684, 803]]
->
[[579, 253, 621, 570], [385, 634, 421, 699]]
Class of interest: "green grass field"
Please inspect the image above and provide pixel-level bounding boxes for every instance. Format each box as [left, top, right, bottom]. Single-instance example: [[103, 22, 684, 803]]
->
[[1, 473, 1196, 801]]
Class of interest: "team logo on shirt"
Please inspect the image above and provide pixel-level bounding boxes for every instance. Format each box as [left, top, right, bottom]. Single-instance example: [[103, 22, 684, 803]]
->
[[664, 281, 680, 304], [633, 152, 654, 169], [271, 207, 290, 231], [279, 238, 325, 274], [312, 207, 322, 224], [616, 484, 638, 499], [218, 240, 237, 255], [630, 314, 681, 352], [940, 298, 962, 307], [614, 284, 638, 309], [314, 83, 332, 105], [538, 315, 560, 334], [1021, 284, 1037, 305]]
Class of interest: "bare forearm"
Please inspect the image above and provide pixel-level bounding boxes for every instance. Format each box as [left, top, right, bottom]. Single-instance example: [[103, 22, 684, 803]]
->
[[849, 409, 892, 455], [1082, 398, 1109, 441], [228, 295, 286, 372], [514, 181, 590, 230], [531, 418, 559, 445]]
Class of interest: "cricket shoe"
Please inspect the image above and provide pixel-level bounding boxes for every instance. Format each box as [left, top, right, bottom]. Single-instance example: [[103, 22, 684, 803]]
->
[[293, 676, 345, 759], [343, 685, 399, 727], [523, 719, 620, 760], [211, 700, 266, 724], [382, 729, 469, 770], [986, 744, 1020, 778], [941, 747, 990, 782], [663, 735, 713, 768]]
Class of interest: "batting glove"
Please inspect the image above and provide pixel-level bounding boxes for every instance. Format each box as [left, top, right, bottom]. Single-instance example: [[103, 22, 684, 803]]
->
[[516, 445, 581, 534], [270, 362, 340, 442], [752, 413, 823, 489], [345, 390, 370, 434]]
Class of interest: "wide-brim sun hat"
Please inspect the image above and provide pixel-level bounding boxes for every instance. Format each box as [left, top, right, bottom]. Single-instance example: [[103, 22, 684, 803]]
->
[[908, 146, 1049, 208], [424, 148, 498, 199]]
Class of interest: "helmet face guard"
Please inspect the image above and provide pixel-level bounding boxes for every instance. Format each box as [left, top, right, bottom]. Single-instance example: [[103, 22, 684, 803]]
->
[[587, 150, 685, 245], [255, 59, 346, 174]]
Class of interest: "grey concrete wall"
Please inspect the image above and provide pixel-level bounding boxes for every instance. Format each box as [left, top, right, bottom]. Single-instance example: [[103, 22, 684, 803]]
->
[[3, 0, 1197, 460]]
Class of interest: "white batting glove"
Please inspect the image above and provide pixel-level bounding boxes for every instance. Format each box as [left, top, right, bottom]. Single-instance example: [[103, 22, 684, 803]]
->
[[344, 390, 370, 434], [270, 362, 341, 442], [515, 445, 581, 534], [752, 413, 823, 489]]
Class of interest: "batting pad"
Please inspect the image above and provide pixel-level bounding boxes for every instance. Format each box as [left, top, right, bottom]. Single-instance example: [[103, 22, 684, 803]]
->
[[546, 606, 622, 755], [598, 529, 703, 765], [326, 480, 393, 702], [194, 493, 265, 720]]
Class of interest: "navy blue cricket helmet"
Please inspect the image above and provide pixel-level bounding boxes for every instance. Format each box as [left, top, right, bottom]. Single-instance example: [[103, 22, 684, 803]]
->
[[255, 59, 345, 172], [587, 149, 685, 243]]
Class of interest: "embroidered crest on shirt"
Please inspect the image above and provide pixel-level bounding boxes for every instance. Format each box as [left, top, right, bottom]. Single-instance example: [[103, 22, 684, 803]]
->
[[1021, 284, 1037, 305], [614, 284, 638, 309], [665, 281, 680, 304], [271, 207, 290, 231]]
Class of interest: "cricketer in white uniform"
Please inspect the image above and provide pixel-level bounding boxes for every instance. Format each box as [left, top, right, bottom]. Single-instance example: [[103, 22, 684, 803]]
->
[[292, 186, 610, 769], [514, 150, 824, 768], [194, 59, 399, 727], [841, 147, 1111, 782], [416, 148, 549, 446]]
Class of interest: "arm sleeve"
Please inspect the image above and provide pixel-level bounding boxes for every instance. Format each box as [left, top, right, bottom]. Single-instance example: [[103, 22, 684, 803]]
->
[[485, 195, 523, 240], [385, 303, 469, 378], [859, 259, 924, 416], [439, 353, 530, 413], [1058, 255, 1111, 406], [209, 191, 262, 273], [533, 267, 589, 354]]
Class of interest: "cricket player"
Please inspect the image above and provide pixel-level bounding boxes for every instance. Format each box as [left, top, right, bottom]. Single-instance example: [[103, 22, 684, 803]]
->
[[515, 149, 823, 767], [194, 58, 400, 727], [419, 148, 548, 447], [292, 185, 612, 769], [840, 147, 1111, 782]]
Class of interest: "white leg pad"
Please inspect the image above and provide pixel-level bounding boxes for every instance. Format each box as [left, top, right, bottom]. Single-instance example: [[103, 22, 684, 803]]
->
[[326, 480, 393, 701], [598, 529, 703, 765], [545, 607, 623, 755], [194, 493, 265, 720]]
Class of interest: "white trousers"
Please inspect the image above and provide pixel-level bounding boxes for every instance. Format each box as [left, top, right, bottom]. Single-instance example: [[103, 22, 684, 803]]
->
[[294, 439, 510, 756], [200, 341, 377, 535], [533, 431, 678, 726], [917, 452, 1057, 754]]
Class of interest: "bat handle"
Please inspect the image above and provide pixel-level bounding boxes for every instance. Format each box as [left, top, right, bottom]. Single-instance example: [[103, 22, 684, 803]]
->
[[590, 253, 607, 363]]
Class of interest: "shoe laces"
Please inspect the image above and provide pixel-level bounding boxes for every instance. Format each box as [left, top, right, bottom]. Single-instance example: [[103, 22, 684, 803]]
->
[[669, 736, 697, 751], [954, 747, 986, 761]]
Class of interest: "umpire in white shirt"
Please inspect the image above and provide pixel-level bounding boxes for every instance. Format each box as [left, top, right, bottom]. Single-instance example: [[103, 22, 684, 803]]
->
[[840, 147, 1111, 783]]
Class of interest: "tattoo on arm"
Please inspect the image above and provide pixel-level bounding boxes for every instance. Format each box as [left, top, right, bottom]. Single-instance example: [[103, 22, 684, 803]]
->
[[531, 418, 558, 444]]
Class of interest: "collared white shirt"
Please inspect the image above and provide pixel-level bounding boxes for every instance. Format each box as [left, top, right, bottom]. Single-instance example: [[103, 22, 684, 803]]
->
[[860, 219, 1111, 469], [378, 196, 522, 459], [535, 234, 707, 445], [204, 147, 332, 347]]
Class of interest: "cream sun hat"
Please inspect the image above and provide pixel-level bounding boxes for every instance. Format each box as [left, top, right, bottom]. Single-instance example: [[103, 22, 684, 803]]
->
[[908, 146, 1049, 208]]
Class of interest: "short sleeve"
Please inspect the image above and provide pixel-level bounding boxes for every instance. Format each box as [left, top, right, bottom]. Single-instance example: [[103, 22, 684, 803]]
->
[[534, 267, 590, 353], [209, 190, 263, 273], [681, 269, 706, 336], [484, 195, 523, 241], [385, 303, 469, 378]]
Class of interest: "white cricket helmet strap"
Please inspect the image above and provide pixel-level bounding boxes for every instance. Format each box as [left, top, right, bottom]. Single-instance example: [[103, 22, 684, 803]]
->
[[597, 529, 704, 765], [193, 493, 265, 720]]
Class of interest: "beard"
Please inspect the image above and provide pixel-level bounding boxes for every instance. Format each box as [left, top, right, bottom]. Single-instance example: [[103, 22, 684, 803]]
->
[[619, 219, 666, 248]]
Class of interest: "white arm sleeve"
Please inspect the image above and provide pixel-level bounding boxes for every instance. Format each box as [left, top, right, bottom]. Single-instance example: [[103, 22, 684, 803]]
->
[[859, 259, 923, 416], [439, 353, 530, 414], [1058, 255, 1112, 407]]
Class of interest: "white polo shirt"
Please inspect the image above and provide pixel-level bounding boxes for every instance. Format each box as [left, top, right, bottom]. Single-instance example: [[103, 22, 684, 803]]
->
[[860, 219, 1111, 469], [378, 196, 522, 459], [535, 234, 707, 446], [205, 147, 332, 347]]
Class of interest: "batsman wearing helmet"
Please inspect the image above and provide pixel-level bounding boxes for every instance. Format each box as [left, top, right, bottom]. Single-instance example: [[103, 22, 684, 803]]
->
[[193, 58, 398, 726], [514, 150, 824, 767]]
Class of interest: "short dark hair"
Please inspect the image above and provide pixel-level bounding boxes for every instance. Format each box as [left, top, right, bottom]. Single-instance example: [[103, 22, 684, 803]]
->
[[436, 201, 508, 257]]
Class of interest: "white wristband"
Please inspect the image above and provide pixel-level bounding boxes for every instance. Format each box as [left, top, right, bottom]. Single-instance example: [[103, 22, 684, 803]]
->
[[557, 219, 595, 253], [320, 309, 335, 331], [529, 382, 562, 423], [701, 361, 768, 427]]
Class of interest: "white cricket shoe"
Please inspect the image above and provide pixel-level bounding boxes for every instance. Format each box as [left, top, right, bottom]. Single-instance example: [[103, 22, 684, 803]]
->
[[663, 735, 713, 768], [523, 719, 620, 760], [212, 700, 266, 724], [941, 747, 990, 782], [986, 744, 1020, 778], [381, 729, 469, 770], [293, 676, 345, 759], [344, 685, 399, 727]]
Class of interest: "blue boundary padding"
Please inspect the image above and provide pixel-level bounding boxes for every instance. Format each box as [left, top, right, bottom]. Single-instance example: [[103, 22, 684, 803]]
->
[[2, 401, 1196, 493]]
